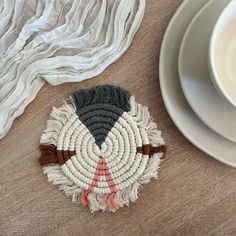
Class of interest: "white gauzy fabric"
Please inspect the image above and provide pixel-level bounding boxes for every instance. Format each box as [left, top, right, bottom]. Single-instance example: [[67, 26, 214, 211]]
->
[[0, 0, 146, 139]]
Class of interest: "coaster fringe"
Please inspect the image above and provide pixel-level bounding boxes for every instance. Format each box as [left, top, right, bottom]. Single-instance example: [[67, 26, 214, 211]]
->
[[40, 103, 75, 145], [128, 96, 165, 147]]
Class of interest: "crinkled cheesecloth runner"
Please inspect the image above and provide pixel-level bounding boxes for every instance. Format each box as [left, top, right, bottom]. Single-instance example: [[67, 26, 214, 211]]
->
[[0, 0, 146, 139]]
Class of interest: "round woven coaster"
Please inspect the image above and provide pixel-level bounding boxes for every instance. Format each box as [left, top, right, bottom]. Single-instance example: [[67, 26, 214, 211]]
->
[[39, 85, 166, 212]]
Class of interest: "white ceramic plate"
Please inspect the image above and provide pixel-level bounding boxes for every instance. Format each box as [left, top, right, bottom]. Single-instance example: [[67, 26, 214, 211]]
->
[[159, 0, 236, 168], [178, 0, 236, 143]]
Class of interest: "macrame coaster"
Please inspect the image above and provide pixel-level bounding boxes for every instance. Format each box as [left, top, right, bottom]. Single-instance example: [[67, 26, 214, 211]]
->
[[39, 85, 166, 212]]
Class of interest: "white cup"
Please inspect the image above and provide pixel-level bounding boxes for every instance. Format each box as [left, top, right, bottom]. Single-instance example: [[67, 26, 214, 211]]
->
[[209, 0, 236, 107]]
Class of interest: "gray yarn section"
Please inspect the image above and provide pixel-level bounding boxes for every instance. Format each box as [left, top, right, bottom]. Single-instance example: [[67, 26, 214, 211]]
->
[[71, 85, 131, 112], [77, 104, 123, 148], [71, 85, 131, 148]]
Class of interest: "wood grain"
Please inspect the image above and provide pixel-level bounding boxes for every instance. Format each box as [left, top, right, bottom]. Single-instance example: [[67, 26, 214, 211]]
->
[[1, 1, 235, 235]]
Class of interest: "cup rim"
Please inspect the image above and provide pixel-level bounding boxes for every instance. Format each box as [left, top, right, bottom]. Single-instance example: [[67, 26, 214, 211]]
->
[[209, 0, 236, 108]]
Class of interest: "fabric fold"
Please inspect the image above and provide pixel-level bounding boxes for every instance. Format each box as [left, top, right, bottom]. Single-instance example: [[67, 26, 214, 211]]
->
[[0, 0, 146, 139]]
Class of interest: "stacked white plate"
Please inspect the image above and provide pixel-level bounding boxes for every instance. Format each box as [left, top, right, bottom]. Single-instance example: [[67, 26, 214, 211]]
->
[[159, 0, 236, 167]]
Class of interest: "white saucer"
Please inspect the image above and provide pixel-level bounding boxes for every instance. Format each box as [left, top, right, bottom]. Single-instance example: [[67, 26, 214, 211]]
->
[[178, 0, 236, 143], [160, 0, 236, 168]]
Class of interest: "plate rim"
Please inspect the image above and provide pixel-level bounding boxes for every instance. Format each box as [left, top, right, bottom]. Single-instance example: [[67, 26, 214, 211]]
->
[[178, 0, 236, 142], [159, 0, 236, 168]]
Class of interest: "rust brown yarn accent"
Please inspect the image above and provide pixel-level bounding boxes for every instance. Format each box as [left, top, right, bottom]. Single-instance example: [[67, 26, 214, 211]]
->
[[57, 150, 64, 165], [137, 144, 167, 159], [39, 144, 57, 166], [137, 144, 150, 155], [39, 144, 76, 166], [57, 150, 76, 165]]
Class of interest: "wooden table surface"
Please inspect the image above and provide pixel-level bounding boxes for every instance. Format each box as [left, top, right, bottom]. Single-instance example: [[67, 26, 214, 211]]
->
[[1, 1, 236, 235]]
